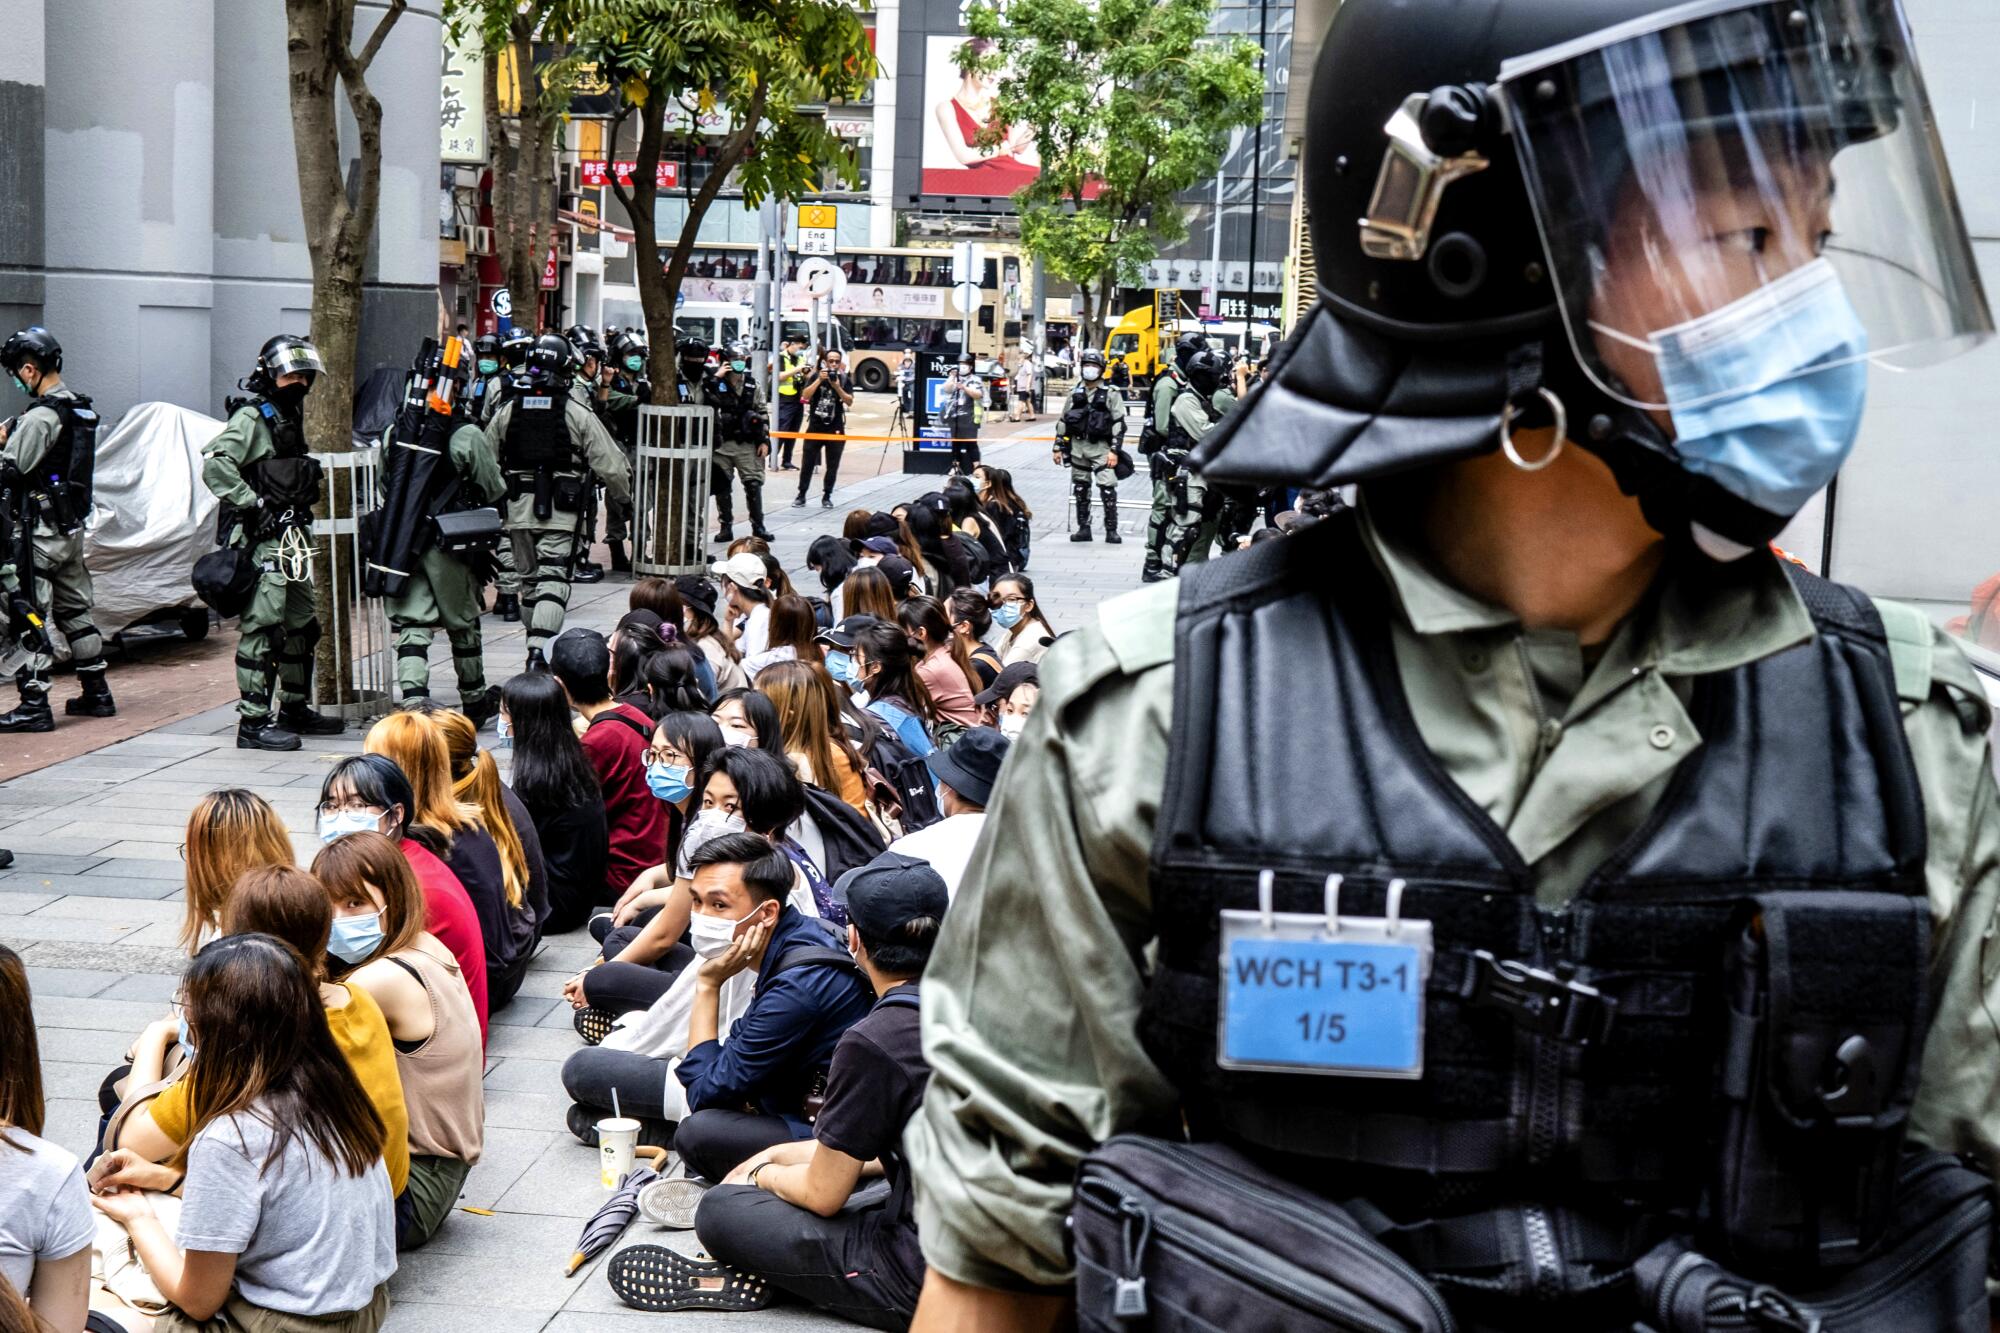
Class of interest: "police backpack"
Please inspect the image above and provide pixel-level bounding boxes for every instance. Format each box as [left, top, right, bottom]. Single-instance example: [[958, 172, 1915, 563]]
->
[[191, 545, 259, 618]]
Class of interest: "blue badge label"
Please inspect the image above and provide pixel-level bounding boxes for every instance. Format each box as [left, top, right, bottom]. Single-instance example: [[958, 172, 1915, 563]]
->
[[1218, 927, 1430, 1078]]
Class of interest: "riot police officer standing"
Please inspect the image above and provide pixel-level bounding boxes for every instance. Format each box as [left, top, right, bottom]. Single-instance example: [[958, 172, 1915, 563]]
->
[[485, 334, 631, 671], [905, 0, 2000, 1328], [1156, 347, 1233, 572], [468, 333, 506, 425], [703, 347, 773, 544], [0, 328, 110, 731], [202, 336, 347, 751], [488, 328, 535, 621], [1052, 348, 1125, 544], [1139, 333, 1206, 582]]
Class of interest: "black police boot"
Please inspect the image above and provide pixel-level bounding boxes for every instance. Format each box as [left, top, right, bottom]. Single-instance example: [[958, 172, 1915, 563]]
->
[[1071, 481, 1094, 541], [495, 593, 520, 623], [0, 848, 12, 869], [238, 715, 302, 752], [63, 668, 117, 718], [746, 485, 772, 541], [461, 688, 501, 730], [1102, 491, 1123, 544], [0, 671, 53, 732], [712, 523, 735, 545], [526, 646, 548, 674], [574, 560, 605, 584], [1141, 558, 1166, 584], [279, 701, 347, 736], [608, 540, 632, 574]]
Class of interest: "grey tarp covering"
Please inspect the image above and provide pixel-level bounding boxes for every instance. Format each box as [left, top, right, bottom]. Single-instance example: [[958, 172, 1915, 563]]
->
[[83, 401, 225, 635]]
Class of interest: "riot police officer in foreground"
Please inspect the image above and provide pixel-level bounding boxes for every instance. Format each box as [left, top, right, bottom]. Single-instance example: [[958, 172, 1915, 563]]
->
[[488, 329, 535, 621], [203, 336, 347, 751], [485, 333, 630, 671], [0, 327, 110, 731], [1053, 348, 1125, 544], [468, 333, 506, 425], [906, 1, 2000, 1329]]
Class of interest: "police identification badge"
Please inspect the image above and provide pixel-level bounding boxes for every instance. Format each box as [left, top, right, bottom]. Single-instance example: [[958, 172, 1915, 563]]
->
[[522, 395, 553, 410], [1217, 873, 1432, 1079]]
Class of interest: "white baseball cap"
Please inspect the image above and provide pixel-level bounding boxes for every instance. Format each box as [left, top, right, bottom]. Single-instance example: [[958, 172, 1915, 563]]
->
[[709, 553, 768, 591]]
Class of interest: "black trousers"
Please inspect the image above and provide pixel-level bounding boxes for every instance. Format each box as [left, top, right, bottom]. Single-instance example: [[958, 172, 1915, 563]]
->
[[581, 928, 694, 1016], [797, 438, 846, 501], [697, 1183, 919, 1331], [777, 399, 803, 467], [673, 1107, 804, 1183]]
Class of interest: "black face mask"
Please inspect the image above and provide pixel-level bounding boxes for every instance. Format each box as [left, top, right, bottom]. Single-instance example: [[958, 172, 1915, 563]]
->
[[269, 382, 311, 417]]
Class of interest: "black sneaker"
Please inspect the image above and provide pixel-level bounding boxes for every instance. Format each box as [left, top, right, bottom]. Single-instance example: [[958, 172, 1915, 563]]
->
[[573, 1005, 617, 1046], [237, 716, 302, 751], [821, 496, 834, 509], [607, 1246, 772, 1314], [278, 702, 346, 736], [0, 848, 13, 870], [792, 496, 806, 508]]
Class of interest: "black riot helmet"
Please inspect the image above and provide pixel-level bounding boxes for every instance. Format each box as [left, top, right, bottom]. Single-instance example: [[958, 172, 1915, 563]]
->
[[1195, 0, 1992, 559], [0, 327, 62, 376], [563, 324, 598, 351], [500, 329, 534, 370], [523, 333, 575, 387], [1183, 348, 1225, 399], [676, 339, 710, 373], [1171, 331, 1207, 373], [1079, 348, 1107, 370], [611, 330, 649, 372], [473, 333, 502, 361], [247, 334, 325, 399]]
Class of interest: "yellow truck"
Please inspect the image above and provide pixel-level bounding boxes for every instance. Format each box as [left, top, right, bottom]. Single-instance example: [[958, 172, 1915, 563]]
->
[[1104, 305, 1280, 386]]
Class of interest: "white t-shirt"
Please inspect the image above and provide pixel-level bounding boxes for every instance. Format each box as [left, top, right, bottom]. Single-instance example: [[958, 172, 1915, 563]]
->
[[888, 812, 988, 898], [736, 602, 772, 658], [0, 1129, 93, 1297]]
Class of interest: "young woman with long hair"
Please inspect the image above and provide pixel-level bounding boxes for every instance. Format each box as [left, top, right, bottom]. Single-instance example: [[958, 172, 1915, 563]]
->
[[500, 671, 607, 934], [613, 611, 709, 717], [992, 572, 1057, 666], [437, 708, 546, 1007], [744, 592, 824, 680], [898, 595, 984, 726], [901, 500, 965, 599], [974, 464, 1033, 568], [313, 832, 485, 1250], [87, 934, 396, 1330], [882, 509, 933, 590], [948, 586, 1004, 689], [365, 711, 526, 1009], [178, 788, 296, 954], [0, 944, 91, 1333], [850, 621, 939, 756], [674, 574, 750, 694], [841, 565, 900, 623], [711, 687, 784, 752], [840, 510, 874, 542], [759, 659, 870, 812], [807, 535, 857, 620]]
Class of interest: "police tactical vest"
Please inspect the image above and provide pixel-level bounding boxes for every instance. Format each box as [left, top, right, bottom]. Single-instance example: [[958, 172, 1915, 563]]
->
[[233, 398, 322, 518], [502, 393, 574, 472], [1163, 387, 1214, 454], [1141, 512, 1929, 1239], [1064, 385, 1117, 442], [25, 392, 100, 531]]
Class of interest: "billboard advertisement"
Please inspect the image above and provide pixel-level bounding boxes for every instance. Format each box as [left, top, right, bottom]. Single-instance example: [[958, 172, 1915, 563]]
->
[[920, 35, 1040, 197]]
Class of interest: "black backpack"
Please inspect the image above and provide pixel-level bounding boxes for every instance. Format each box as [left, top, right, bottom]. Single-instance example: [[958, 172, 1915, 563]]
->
[[799, 782, 888, 886], [858, 720, 942, 833]]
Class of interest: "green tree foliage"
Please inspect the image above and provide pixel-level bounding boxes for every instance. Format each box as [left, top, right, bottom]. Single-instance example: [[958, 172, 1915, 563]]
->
[[962, 0, 1263, 342]]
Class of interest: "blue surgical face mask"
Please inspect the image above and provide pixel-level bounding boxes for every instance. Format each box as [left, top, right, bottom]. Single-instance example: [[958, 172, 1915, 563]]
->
[[1593, 258, 1868, 551], [993, 602, 1024, 629], [824, 650, 858, 685], [477, 358, 499, 376], [626, 355, 645, 372], [647, 761, 693, 804], [10, 376, 26, 395], [328, 911, 385, 964], [318, 808, 386, 845], [176, 1014, 196, 1058]]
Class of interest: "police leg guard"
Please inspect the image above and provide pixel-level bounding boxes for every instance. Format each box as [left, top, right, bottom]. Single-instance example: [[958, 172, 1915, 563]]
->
[[277, 619, 345, 735], [447, 624, 489, 706], [711, 461, 735, 542], [395, 624, 435, 700], [0, 669, 53, 733], [1101, 484, 1123, 544], [1070, 479, 1094, 542]]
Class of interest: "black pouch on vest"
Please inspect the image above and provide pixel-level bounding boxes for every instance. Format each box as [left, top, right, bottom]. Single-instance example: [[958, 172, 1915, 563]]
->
[[552, 475, 585, 514], [1636, 1150, 1991, 1332], [434, 506, 503, 554], [1714, 892, 1930, 1274], [1072, 1135, 1453, 1332], [191, 546, 259, 618]]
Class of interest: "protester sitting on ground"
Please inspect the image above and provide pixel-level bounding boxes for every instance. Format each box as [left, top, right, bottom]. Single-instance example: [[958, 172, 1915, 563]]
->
[[611, 610, 702, 719], [313, 832, 485, 1251], [902, 502, 966, 599], [743, 593, 824, 682], [562, 834, 872, 1182], [888, 726, 1009, 899], [0, 944, 91, 1333], [712, 686, 783, 752], [807, 536, 857, 622], [948, 588, 1003, 690], [594, 710, 730, 940], [366, 711, 529, 1011], [992, 572, 1057, 666], [842, 510, 873, 542], [674, 575, 750, 695], [86, 934, 396, 1332], [555, 628, 670, 908], [629, 578, 717, 701], [899, 596, 983, 729], [176, 788, 297, 955], [760, 660, 871, 815], [712, 553, 773, 657], [318, 754, 490, 1042], [943, 477, 1012, 577], [438, 708, 548, 1005], [973, 465, 1032, 571], [501, 671, 608, 934], [841, 565, 900, 624], [755, 551, 798, 604], [976, 660, 1040, 739], [850, 622, 939, 757], [609, 852, 946, 1323]]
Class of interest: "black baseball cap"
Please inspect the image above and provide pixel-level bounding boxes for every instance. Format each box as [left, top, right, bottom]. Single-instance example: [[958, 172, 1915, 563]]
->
[[877, 555, 916, 599], [864, 512, 900, 539], [924, 726, 1009, 807], [816, 613, 882, 650], [973, 661, 1038, 710], [834, 851, 951, 937], [673, 574, 718, 618]]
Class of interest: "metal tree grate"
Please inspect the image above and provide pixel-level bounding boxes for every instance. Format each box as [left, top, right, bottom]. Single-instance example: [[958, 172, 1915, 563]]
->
[[632, 405, 716, 576], [312, 446, 395, 720]]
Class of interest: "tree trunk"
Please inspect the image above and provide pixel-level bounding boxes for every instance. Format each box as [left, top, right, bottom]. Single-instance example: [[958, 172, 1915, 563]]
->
[[491, 19, 554, 333]]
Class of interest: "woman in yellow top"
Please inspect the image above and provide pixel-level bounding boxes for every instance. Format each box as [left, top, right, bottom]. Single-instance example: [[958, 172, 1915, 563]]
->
[[114, 866, 411, 1198]]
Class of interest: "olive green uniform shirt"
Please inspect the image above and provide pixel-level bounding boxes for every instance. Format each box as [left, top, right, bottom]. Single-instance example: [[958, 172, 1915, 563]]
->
[[907, 497, 2000, 1292]]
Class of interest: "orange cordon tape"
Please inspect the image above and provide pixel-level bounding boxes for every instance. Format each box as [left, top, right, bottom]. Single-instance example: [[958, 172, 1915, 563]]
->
[[766, 429, 1069, 444]]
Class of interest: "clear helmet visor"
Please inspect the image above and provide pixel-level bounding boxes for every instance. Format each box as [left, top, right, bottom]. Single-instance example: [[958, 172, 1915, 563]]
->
[[265, 340, 327, 380], [1500, 0, 1991, 414]]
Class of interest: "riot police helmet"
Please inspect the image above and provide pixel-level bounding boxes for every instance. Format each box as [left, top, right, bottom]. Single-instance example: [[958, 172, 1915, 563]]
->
[[1171, 331, 1208, 373], [524, 333, 575, 385], [1079, 348, 1107, 382], [676, 339, 710, 370], [248, 335, 325, 399], [563, 324, 598, 350], [1193, 0, 1993, 559], [500, 329, 534, 369], [473, 333, 502, 360], [0, 327, 62, 376], [1183, 348, 1225, 399]]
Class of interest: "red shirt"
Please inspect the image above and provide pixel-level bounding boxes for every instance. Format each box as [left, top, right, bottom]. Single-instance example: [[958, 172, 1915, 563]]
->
[[581, 703, 669, 896], [402, 839, 490, 1046]]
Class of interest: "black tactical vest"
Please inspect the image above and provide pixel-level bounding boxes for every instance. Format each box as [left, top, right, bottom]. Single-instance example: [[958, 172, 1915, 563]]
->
[[1163, 387, 1215, 454], [502, 392, 574, 471], [235, 399, 321, 516], [1141, 512, 1928, 1223], [24, 392, 100, 531], [1063, 384, 1118, 442]]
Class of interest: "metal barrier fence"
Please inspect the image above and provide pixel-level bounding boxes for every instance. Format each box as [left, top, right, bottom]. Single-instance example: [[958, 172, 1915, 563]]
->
[[632, 405, 715, 576], [312, 447, 395, 720]]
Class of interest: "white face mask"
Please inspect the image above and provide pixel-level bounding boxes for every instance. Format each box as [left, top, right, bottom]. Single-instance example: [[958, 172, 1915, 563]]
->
[[998, 712, 1028, 740], [693, 808, 748, 835], [687, 906, 760, 959], [721, 726, 755, 748], [318, 808, 387, 845]]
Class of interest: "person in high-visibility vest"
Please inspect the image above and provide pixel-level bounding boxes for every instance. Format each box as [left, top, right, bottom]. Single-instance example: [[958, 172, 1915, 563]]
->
[[773, 335, 809, 471]]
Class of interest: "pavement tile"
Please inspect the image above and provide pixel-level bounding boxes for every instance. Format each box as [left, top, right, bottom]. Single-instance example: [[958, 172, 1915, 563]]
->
[[40, 1058, 116, 1100], [380, 1302, 555, 1333], [482, 1056, 569, 1094], [486, 1024, 591, 1061], [14, 939, 189, 974], [493, 995, 563, 1028], [0, 915, 141, 943], [18, 965, 120, 997], [0, 873, 181, 899], [33, 1024, 138, 1068], [459, 1125, 558, 1210], [480, 1087, 572, 1131], [31, 994, 177, 1034], [97, 972, 183, 1002], [492, 1133, 613, 1218], [389, 1247, 585, 1314], [42, 1097, 99, 1155], [31, 896, 184, 925], [0, 890, 59, 914], [0, 853, 108, 876]]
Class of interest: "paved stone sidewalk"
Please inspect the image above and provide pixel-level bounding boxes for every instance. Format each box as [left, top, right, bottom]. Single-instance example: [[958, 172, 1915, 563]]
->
[[2, 418, 1151, 1330]]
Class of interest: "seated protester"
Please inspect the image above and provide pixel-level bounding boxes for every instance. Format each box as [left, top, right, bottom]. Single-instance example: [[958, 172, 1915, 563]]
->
[[438, 708, 548, 1005], [594, 710, 730, 946], [712, 553, 773, 657], [947, 588, 1003, 691], [901, 502, 967, 600], [760, 660, 871, 815], [817, 615, 898, 751], [608, 853, 946, 1325], [313, 833, 485, 1251], [366, 711, 533, 1011], [318, 755, 490, 1044], [975, 660, 1039, 739], [943, 476, 1011, 577], [612, 610, 707, 720], [898, 597, 983, 729], [712, 687, 784, 752], [850, 622, 941, 758], [840, 564, 901, 623], [86, 935, 396, 1332], [566, 746, 814, 1035], [887, 727, 1009, 899], [874, 555, 920, 603], [0, 944, 92, 1333], [992, 573, 1057, 667], [501, 672, 608, 934], [114, 868, 413, 1203], [555, 628, 670, 907], [626, 582, 717, 701], [743, 593, 825, 682], [675, 575, 750, 696], [176, 788, 298, 956], [807, 535, 857, 623]]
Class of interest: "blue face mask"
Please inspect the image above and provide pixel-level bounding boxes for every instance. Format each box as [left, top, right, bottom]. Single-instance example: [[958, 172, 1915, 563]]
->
[[328, 912, 385, 965], [647, 761, 693, 804], [176, 1014, 196, 1058], [477, 358, 499, 376], [993, 602, 1024, 629], [1597, 258, 1868, 541], [824, 650, 858, 685]]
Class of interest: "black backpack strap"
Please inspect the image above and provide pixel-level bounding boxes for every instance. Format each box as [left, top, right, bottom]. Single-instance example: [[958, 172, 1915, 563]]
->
[[586, 708, 654, 743], [770, 944, 864, 980], [874, 989, 920, 1012]]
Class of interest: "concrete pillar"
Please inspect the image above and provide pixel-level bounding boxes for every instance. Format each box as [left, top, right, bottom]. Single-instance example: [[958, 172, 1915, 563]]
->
[[0, 3, 47, 336]]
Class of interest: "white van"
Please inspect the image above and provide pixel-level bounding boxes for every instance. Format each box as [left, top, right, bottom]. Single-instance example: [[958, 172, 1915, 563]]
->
[[673, 302, 849, 357]]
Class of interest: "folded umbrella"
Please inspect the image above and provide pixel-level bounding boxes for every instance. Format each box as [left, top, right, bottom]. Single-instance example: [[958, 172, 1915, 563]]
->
[[565, 1163, 660, 1277]]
